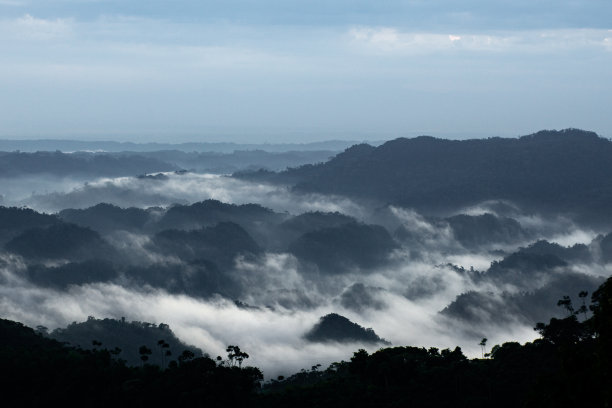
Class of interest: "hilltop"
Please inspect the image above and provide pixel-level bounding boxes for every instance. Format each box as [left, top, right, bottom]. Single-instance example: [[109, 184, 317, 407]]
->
[[237, 129, 612, 223]]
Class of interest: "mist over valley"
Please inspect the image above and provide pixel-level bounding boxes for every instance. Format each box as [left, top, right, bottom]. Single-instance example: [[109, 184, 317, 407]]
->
[[2, 129, 611, 380]]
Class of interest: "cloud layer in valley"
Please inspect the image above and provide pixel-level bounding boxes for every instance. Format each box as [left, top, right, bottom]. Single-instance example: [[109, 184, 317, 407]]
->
[[2, 170, 611, 378], [17, 172, 368, 217]]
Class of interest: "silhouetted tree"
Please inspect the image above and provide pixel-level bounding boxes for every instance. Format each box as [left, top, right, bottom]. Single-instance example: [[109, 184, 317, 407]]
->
[[178, 349, 195, 363], [157, 339, 170, 368], [226, 345, 249, 367], [558, 295, 575, 316], [479, 337, 488, 358], [139, 345, 152, 365], [578, 290, 589, 319]]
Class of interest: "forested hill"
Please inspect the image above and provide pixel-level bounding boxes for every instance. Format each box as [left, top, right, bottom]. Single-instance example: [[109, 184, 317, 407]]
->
[[2, 276, 612, 407], [237, 129, 612, 221]]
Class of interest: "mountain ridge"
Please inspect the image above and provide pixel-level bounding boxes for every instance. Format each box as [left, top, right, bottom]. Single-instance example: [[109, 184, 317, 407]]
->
[[236, 128, 612, 223]]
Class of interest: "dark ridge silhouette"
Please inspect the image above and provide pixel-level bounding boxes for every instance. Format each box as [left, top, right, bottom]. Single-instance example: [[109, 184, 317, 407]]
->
[[237, 128, 612, 223], [126, 259, 242, 298], [489, 251, 567, 275], [485, 239, 597, 284], [157, 199, 283, 232], [272, 211, 358, 249], [4, 222, 112, 260], [444, 213, 530, 248], [0, 206, 59, 243], [50, 316, 203, 367], [0, 206, 58, 231], [304, 313, 390, 344], [152, 221, 261, 266], [395, 212, 532, 249], [518, 239, 593, 263], [288, 222, 396, 272], [59, 203, 152, 234], [438, 238, 606, 325], [0, 318, 263, 407], [443, 272, 603, 326], [280, 211, 356, 236]]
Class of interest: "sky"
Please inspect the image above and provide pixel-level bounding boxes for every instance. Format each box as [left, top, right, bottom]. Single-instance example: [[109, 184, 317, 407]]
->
[[0, 0, 611, 143]]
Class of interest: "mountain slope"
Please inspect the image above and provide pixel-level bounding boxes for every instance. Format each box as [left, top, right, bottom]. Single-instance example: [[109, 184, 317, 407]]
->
[[239, 129, 612, 221]]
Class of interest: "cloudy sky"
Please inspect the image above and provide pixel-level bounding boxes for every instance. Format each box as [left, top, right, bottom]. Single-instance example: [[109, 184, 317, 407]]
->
[[1, 0, 611, 142]]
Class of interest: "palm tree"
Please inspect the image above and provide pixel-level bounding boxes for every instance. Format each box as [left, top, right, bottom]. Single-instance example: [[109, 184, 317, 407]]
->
[[479, 338, 488, 358]]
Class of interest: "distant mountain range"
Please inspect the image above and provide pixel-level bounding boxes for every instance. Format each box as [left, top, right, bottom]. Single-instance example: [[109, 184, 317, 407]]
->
[[0, 139, 367, 153], [0, 151, 177, 178], [0, 149, 339, 177], [237, 129, 612, 224]]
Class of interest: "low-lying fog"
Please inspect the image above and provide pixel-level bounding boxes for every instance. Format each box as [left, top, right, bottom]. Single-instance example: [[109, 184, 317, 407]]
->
[[1, 171, 610, 378], [9, 172, 367, 217]]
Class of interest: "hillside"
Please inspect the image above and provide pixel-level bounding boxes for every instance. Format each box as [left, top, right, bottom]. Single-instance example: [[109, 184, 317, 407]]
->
[[50, 317, 203, 367], [304, 313, 390, 345], [238, 129, 612, 222]]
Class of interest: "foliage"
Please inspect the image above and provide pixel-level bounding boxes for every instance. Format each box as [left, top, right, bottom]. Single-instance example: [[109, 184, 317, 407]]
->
[[304, 313, 389, 344], [50, 317, 203, 367], [0, 319, 263, 407], [2, 255, 612, 407], [260, 277, 612, 407], [242, 129, 612, 225]]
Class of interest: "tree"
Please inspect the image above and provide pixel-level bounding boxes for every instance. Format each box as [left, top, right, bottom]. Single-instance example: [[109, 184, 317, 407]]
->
[[139, 345, 152, 365], [226, 345, 249, 367], [479, 338, 488, 358], [178, 349, 195, 363], [157, 339, 170, 368], [578, 291, 589, 320], [558, 295, 575, 316]]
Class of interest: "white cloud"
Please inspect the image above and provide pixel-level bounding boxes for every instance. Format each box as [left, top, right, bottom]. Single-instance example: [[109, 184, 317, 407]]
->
[[349, 26, 612, 54], [19, 172, 369, 217], [2, 14, 73, 40], [0, 255, 539, 378]]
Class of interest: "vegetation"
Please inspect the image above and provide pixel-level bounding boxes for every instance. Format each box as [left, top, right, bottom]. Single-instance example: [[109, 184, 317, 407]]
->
[[238, 129, 612, 226], [2, 276, 612, 406], [5, 222, 109, 260], [0, 319, 263, 407], [288, 222, 397, 272], [49, 317, 203, 367], [261, 278, 612, 407], [304, 313, 390, 345]]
